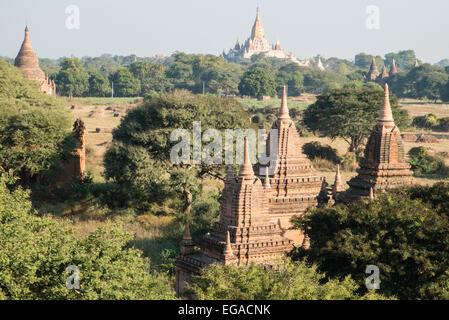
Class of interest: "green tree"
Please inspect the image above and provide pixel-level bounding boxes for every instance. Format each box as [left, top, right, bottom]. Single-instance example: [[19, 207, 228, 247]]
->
[[0, 172, 176, 300], [354, 53, 384, 70], [55, 58, 90, 97], [188, 259, 388, 300], [88, 70, 111, 97], [303, 88, 410, 154], [407, 64, 448, 101], [384, 50, 417, 71], [129, 61, 173, 95], [104, 90, 251, 213], [291, 192, 449, 300], [110, 68, 141, 97], [0, 60, 73, 185], [238, 67, 276, 98]]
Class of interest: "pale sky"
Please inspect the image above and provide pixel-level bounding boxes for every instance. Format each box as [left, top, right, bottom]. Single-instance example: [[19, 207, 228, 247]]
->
[[1, 0, 448, 63]]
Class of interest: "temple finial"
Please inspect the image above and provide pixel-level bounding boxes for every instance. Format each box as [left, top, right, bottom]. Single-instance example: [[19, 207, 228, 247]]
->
[[390, 59, 398, 75], [183, 219, 192, 241], [239, 137, 255, 177], [414, 59, 419, 68], [379, 84, 395, 126], [369, 187, 375, 202], [332, 164, 345, 194], [264, 167, 271, 189], [223, 230, 233, 256], [279, 86, 290, 121]]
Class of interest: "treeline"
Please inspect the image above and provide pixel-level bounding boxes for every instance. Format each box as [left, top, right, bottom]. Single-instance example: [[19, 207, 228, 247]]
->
[[4, 50, 448, 100]]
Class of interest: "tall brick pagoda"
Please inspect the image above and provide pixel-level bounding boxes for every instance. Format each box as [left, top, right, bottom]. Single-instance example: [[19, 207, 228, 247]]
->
[[343, 84, 413, 201], [259, 86, 325, 244], [175, 138, 294, 295], [366, 57, 380, 81], [389, 59, 398, 76], [15, 27, 56, 95]]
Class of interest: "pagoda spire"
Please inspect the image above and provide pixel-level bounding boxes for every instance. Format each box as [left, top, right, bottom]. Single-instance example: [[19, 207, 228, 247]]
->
[[264, 167, 271, 189], [180, 219, 195, 255], [239, 137, 255, 178], [15, 25, 41, 71], [332, 164, 345, 194], [251, 7, 265, 39], [369, 187, 375, 202], [278, 86, 291, 122], [380, 65, 389, 79], [378, 84, 395, 126], [414, 59, 419, 68], [389, 59, 398, 76], [369, 57, 378, 73], [223, 230, 233, 256]]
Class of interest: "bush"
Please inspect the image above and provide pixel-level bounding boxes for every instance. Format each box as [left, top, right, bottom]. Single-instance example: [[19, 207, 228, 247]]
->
[[302, 141, 340, 164], [408, 147, 445, 175], [438, 117, 449, 131], [412, 113, 439, 129]]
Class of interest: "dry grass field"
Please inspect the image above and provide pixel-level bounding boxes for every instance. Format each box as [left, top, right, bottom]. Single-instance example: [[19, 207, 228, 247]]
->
[[62, 96, 449, 188]]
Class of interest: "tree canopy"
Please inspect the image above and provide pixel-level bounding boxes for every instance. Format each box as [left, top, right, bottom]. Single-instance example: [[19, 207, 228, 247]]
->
[[0, 172, 175, 300], [0, 60, 74, 184], [303, 88, 410, 154], [188, 259, 388, 300], [238, 66, 277, 98], [291, 190, 449, 300]]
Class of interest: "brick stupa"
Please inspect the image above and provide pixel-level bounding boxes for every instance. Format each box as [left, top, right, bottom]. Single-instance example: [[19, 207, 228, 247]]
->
[[389, 59, 398, 76], [366, 57, 380, 81], [175, 138, 294, 295], [343, 84, 413, 201], [15, 27, 56, 95], [259, 86, 324, 244]]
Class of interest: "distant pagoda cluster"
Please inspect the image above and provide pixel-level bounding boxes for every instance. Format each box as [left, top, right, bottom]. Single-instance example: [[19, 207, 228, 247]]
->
[[223, 8, 325, 70], [176, 84, 415, 296], [14, 27, 56, 95], [365, 57, 420, 86]]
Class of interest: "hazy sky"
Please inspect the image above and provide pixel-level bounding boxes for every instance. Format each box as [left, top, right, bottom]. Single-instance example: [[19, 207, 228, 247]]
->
[[1, 0, 448, 63]]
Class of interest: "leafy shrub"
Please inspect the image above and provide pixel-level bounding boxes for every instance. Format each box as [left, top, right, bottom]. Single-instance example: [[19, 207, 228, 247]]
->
[[412, 113, 439, 129], [302, 141, 340, 164], [438, 117, 449, 131], [408, 146, 445, 174]]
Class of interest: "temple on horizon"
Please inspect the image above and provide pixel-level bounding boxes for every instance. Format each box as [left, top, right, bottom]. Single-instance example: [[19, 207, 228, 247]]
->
[[14, 26, 56, 95], [223, 8, 325, 70]]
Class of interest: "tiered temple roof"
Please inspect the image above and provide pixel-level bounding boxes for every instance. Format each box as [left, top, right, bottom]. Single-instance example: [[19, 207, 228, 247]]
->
[[175, 87, 326, 295], [175, 137, 294, 295], [15, 27, 56, 95], [342, 84, 414, 201], [259, 86, 324, 243]]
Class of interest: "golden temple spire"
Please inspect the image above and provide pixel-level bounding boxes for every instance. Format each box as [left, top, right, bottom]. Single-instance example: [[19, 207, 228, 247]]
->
[[251, 7, 265, 39]]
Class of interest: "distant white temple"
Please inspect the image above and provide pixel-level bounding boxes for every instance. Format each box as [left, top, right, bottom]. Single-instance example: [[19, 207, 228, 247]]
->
[[223, 8, 325, 70]]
